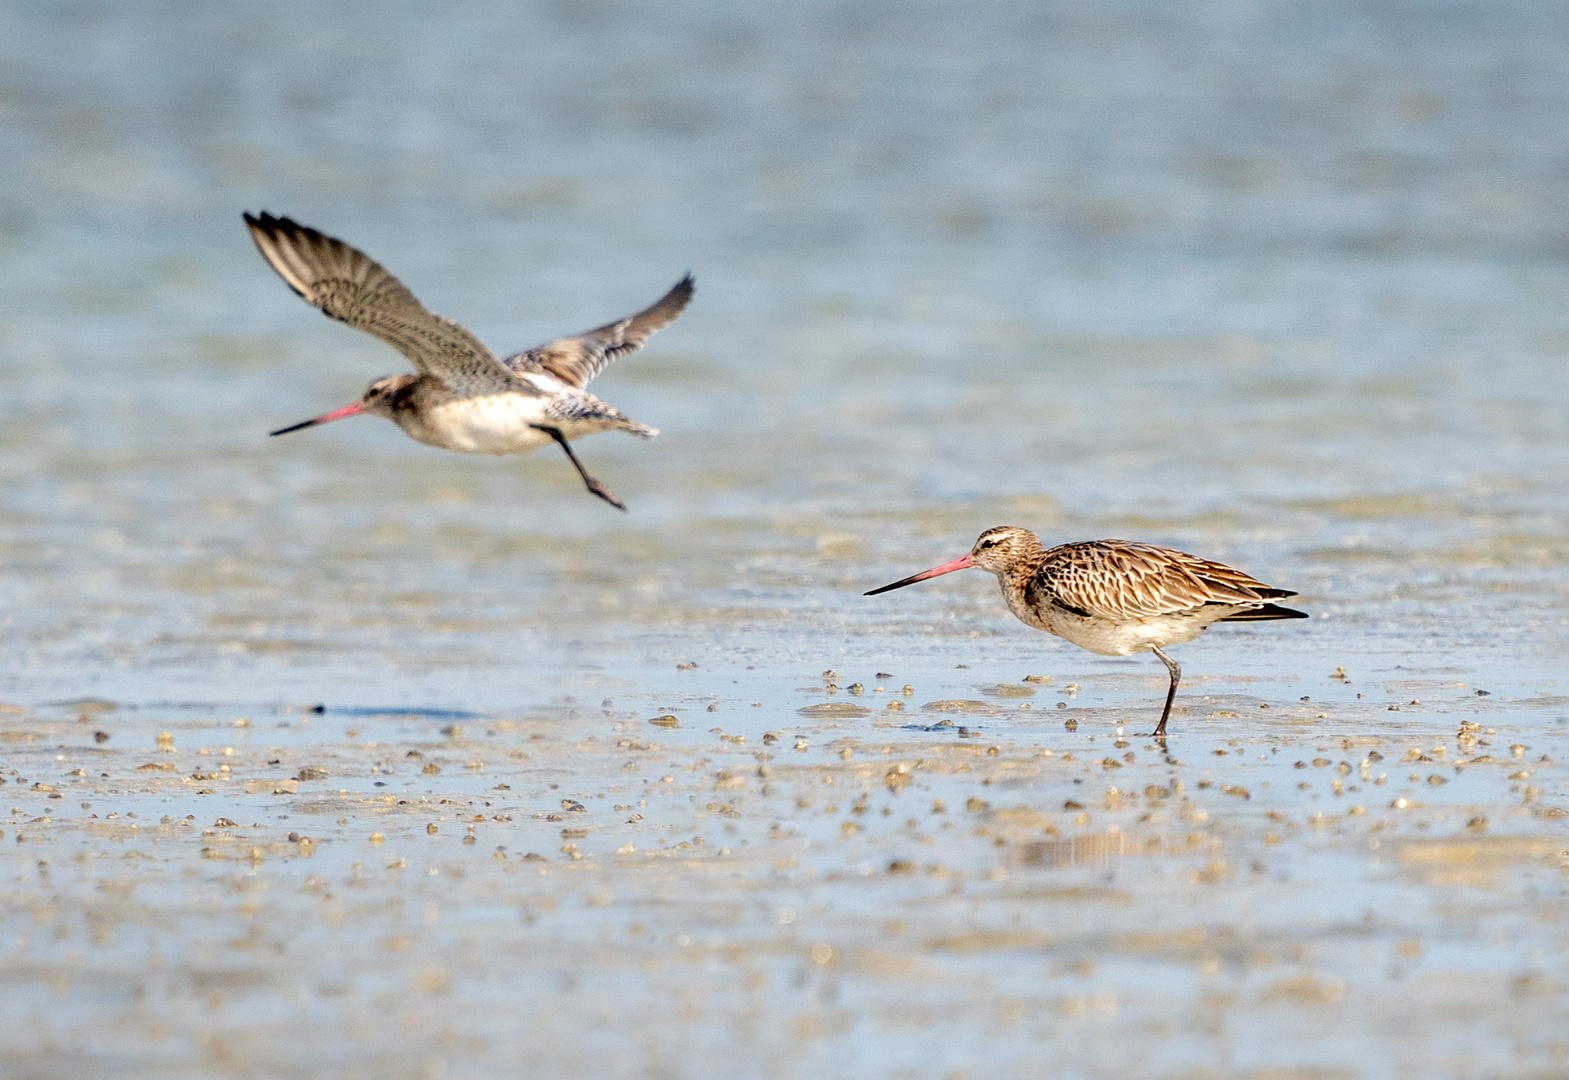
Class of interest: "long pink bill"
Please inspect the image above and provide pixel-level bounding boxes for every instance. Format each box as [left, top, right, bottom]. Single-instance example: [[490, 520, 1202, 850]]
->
[[864, 553, 975, 596], [269, 400, 364, 437]]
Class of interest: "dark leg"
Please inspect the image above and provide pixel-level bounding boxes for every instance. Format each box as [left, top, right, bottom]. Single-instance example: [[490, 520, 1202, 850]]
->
[[531, 425, 627, 511], [1151, 646, 1181, 738]]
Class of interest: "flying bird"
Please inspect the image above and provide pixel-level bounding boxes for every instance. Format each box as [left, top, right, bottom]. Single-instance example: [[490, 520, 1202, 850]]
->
[[245, 212, 693, 510], [866, 526, 1307, 737]]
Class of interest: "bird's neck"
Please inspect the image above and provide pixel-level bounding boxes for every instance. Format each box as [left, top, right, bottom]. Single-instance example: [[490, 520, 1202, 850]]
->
[[992, 556, 1046, 599]]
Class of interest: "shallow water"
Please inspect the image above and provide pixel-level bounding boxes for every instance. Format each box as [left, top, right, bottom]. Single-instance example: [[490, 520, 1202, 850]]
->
[[2, 1, 1567, 1077]]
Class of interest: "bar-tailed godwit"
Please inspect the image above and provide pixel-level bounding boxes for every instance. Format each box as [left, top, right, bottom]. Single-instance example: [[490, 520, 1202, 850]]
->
[[246, 212, 693, 510], [866, 527, 1307, 737]]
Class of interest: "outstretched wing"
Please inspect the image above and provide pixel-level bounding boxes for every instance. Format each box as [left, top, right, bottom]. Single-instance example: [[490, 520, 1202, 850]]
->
[[245, 212, 530, 397], [1039, 540, 1293, 621], [507, 274, 693, 388]]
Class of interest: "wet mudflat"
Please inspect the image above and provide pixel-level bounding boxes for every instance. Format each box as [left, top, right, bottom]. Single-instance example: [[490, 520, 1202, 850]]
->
[[5, 0, 1569, 1076], [2, 676, 1565, 1079]]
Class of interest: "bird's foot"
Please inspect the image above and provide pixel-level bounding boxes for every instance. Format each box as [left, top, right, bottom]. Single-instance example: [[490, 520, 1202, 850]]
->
[[586, 478, 628, 511]]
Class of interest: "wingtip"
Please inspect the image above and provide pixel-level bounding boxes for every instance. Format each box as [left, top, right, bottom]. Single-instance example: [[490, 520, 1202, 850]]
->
[[1221, 603, 1310, 622], [243, 211, 320, 243], [664, 273, 695, 305], [243, 210, 282, 243]]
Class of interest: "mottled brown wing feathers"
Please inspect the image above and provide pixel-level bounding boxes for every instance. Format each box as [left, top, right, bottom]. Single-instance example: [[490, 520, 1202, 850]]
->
[[245, 212, 527, 395], [1042, 540, 1289, 620], [510, 274, 693, 388]]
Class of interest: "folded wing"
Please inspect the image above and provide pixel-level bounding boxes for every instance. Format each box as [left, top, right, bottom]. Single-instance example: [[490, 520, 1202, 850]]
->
[[1042, 540, 1295, 621], [508, 274, 694, 388], [244, 212, 529, 397]]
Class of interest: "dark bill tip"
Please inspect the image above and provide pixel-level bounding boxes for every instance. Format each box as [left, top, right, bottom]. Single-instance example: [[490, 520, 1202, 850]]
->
[[269, 418, 321, 437]]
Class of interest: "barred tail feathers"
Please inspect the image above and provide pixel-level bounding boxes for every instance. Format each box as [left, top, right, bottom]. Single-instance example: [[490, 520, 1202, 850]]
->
[[1220, 603, 1309, 622]]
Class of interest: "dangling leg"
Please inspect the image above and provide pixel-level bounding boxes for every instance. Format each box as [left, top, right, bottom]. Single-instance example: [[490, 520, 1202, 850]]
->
[[1150, 646, 1181, 738], [531, 425, 627, 511]]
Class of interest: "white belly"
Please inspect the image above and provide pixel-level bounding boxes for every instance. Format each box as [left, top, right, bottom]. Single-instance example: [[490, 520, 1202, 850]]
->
[[403, 394, 556, 455], [1047, 612, 1215, 656], [1004, 588, 1222, 656]]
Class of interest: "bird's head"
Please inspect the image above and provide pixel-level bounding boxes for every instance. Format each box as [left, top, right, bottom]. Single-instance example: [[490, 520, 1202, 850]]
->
[[358, 374, 418, 418], [968, 526, 1044, 576]]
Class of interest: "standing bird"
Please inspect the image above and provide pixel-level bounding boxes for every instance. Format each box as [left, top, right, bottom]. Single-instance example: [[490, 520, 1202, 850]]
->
[[245, 212, 693, 510], [865, 527, 1307, 737]]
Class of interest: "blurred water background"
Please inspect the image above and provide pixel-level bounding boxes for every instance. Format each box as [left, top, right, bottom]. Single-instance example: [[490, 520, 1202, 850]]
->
[[1, 2, 1567, 1077]]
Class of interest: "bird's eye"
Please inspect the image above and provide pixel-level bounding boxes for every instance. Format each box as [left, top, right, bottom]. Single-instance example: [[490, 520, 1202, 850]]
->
[[980, 539, 996, 549]]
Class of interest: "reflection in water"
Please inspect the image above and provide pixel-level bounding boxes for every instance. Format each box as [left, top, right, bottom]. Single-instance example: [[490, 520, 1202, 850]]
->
[[1015, 830, 1142, 870]]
